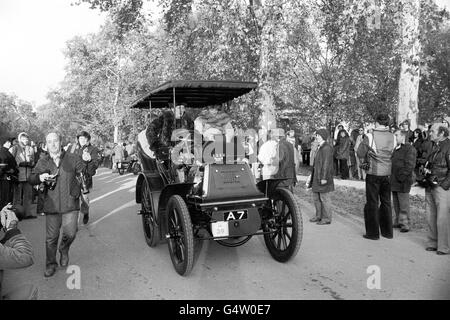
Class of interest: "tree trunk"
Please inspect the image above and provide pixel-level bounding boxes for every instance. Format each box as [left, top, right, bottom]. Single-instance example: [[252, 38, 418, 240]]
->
[[254, 2, 277, 131], [113, 125, 120, 144], [397, 0, 421, 129], [112, 83, 121, 143]]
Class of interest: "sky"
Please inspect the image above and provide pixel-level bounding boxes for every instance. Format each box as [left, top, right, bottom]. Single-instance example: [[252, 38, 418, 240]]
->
[[0, 0, 449, 108], [0, 0, 106, 106]]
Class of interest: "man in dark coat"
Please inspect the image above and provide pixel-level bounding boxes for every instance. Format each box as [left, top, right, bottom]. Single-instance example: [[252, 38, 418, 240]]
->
[[425, 124, 450, 255], [28, 132, 86, 277], [146, 110, 176, 159], [0, 138, 18, 209], [67, 131, 100, 225], [307, 129, 335, 225], [275, 133, 298, 191], [391, 130, 417, 232]]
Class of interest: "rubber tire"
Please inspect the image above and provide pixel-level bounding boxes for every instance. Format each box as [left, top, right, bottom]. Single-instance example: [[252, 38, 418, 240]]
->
[[141, 180, 160, 247], [264, 188, 303, 262], [166, 195, 194, 276]]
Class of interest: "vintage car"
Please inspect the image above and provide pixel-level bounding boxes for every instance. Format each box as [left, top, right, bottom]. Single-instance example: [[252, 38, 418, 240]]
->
[[116, 154, 140, 175], [130, 80, 303, 276]]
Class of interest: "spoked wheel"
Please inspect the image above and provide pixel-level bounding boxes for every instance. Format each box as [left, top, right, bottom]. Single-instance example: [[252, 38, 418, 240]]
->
[[264, 188, 303, 262], [141, 180, 160, 247], [166, 195, 194, 276]]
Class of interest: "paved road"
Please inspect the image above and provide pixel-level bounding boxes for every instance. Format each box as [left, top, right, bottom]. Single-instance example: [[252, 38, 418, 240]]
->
[[4, 168, 450, 300]]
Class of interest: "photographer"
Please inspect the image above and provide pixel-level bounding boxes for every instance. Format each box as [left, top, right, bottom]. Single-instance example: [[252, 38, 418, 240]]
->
[[425, 123, 450, 255], [9, 132, 35, 219], [0, 138, 18, 209], [0, 204, 36, 300], [67, 131, 100, 225], [28, 132, 87, 277]]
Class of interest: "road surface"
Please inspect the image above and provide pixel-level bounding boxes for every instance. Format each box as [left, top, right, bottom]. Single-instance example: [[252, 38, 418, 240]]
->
[[3, 168, 450, 300]]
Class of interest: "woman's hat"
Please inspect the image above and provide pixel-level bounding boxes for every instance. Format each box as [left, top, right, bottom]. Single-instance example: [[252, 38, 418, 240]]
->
[[77, 131, 91, 141]]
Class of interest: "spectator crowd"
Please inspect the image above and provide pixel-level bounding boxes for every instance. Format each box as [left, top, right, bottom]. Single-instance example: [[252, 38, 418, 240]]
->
[[0, 111, 449, 300]]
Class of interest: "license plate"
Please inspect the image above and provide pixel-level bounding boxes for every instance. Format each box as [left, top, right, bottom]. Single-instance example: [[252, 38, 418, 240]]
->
[[224, 210, 248, 221], [211, 221, 229, 238]]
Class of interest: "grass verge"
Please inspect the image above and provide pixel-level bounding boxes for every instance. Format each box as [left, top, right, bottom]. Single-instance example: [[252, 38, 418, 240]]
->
[[294, 182, 428, 232]]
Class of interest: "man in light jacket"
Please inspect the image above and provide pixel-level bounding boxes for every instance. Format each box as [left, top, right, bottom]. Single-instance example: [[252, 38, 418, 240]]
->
[[357, 113, 396, 240], [258, 130, 281, 180]]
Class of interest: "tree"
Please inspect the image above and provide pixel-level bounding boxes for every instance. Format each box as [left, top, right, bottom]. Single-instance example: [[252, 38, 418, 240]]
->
[[0, 92, 44, 142], [44, 0, 448, 139], [397, 0, 421, 129], [40, 19, 164, 144], [419, 24, 450, 123]]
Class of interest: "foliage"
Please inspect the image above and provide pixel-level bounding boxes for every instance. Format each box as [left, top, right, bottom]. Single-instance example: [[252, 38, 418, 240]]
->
[[32, 0, 450, 145], [73, 0, 145, 37], [418, 10, 450, 123], [0, 93, 44, 142]]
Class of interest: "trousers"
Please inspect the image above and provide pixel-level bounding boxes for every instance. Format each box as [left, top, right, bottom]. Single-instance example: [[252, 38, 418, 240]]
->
[[364, 174, 393, 238], [45, 211, 79, 267], [426, 186, 450, 253], [312, 192, 332, 223], [392, 191, 410, 228]]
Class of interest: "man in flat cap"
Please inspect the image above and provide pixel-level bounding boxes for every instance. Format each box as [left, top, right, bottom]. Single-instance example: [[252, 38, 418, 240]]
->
[[307, 129, 335, 225]]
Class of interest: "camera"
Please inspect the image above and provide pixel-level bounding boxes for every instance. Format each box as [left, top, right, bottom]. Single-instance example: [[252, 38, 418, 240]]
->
[[359, 161, 370, 171], [76, 172, 90, 194], [45, 176, 58, 190], [418, 161, 439, 188], [39, 170, 59, 192]]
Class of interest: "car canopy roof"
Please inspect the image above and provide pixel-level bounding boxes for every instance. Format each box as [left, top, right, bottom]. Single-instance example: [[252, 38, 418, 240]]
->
[[130, 80, 257, 109]]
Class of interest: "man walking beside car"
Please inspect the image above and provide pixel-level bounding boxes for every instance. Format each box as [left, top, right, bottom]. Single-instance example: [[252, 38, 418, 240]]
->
[[28, 132, 87, 277]]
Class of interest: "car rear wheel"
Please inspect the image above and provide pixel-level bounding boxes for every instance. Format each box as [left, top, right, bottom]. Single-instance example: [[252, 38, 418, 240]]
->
[[141, 179, 160, 247], [264, 188, 303, 262], [166, 195, 194, 276]]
